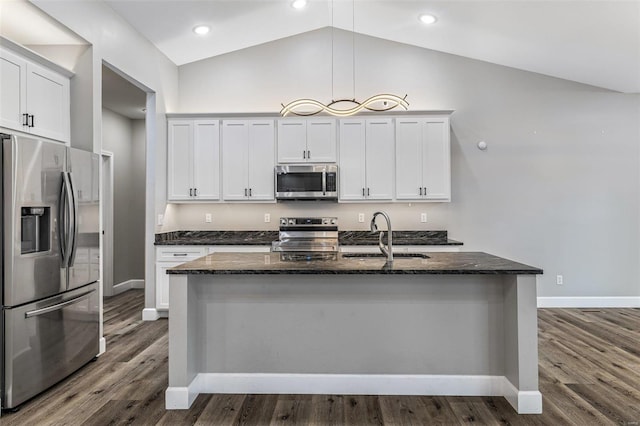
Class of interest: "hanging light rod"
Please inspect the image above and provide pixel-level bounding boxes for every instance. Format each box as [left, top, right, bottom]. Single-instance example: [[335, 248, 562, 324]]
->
[[280, 94, 409, 117]]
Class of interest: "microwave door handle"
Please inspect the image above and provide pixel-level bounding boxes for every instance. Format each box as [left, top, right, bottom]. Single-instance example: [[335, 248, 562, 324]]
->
[[322, 170, 327, 195]]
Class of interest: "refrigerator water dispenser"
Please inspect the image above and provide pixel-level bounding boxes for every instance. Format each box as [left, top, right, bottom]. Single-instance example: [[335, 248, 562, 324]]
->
[[21, 206, 50, 254]]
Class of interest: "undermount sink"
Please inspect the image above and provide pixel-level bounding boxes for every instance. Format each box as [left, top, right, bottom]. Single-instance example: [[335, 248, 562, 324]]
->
[[342, 253, 430, 259]]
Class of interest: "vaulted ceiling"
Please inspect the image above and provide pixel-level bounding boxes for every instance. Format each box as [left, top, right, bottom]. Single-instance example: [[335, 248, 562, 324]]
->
[[2, 1, 639, 94], [102, 0, 640, 94]]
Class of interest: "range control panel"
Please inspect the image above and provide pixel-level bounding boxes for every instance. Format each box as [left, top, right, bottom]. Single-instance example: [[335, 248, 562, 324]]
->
[[279, 217, 338, 227]]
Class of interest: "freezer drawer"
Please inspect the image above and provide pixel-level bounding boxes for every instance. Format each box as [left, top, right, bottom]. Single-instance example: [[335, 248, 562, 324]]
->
[[1, 283, 99, 409]]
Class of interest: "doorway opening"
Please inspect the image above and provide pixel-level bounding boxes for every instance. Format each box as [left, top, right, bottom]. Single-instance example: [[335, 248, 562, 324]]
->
[[101, 63, 147, 298]]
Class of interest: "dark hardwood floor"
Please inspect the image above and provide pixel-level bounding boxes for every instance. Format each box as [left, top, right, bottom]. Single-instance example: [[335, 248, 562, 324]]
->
[[3, 289, 639, 425]]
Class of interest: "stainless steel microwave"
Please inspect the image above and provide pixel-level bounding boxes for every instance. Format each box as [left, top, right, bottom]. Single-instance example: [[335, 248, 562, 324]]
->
[[275, 164, 338, 200]]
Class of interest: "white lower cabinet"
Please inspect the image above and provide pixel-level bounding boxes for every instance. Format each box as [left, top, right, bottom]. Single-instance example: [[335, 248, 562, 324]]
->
[[155, 246, 207, 311], [155, 245, 271, 312]]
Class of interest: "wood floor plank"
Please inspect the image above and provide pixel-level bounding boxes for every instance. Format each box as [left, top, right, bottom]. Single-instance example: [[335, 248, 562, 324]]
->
[[3, 291, 639, 426], [193, 394, 245, 426], [269, 395, 312, 425], [309, 395, 345, 425], [342, 395, 384, 426]]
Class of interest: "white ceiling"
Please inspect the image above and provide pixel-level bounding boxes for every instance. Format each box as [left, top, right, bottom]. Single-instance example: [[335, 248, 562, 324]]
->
[[101, 0, 640, 94], [102, 64, 147, 119]]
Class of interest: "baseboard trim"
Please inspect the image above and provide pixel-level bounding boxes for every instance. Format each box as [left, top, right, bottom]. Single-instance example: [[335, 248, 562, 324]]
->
[[537, 296, 640, 308], [113, 279, 145, 295], [166, 373, 541, 414], [142, 308, 160, 321], [502, 379, 542, 414]]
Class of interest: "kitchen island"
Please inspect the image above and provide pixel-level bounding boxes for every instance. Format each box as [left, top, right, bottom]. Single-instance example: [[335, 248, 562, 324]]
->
[[165, 252, 543, 414]]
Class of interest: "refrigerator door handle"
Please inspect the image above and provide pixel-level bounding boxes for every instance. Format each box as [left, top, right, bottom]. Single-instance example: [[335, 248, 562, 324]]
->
[[58, 172, 72, 267], [67, 172, 79, 268], [24, 289, 96, 318]]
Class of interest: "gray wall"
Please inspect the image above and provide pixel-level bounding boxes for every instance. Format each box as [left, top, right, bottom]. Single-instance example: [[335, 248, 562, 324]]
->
[[102, 108, 145, 284], [174, 28, 640, 299]]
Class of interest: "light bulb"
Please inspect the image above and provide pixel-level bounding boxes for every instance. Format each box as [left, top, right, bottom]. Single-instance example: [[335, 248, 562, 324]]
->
[[291, 0, 307, 9], [193, 25, 210, 35]]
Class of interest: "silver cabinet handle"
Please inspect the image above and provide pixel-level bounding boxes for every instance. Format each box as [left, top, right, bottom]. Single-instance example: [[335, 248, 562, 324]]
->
[[26, 289, 95, 318]]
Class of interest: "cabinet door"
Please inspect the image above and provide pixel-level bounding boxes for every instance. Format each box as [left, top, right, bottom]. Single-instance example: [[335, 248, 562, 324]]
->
[[167, 120, 193, 201], [0, 48, 27, 131], [422, 118, 451, 201], [277, 120, 306, 163], [247, 120, 275, 200], [306, 119, 336, 162], [365, 119, 394, 200], [222, 120, 249, 200], [26, 62, 70, 142], [155, 261, 183, 310], [395, 119, 423, 200], [192, 120, 220, 200], [338, 119, 366, 200]]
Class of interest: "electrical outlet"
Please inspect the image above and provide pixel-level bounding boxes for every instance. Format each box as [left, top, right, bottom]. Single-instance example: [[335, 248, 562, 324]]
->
[[205, 213, 212, 223], [556, 275, 563, 285], [264, 213, 271, 223], [358, 213, 365, 223], [157, 214, 164, 226], [420, 213, 427, 223]]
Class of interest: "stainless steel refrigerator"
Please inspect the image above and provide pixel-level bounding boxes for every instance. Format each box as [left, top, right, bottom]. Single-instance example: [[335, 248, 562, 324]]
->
[[1, 134, 100, 410]]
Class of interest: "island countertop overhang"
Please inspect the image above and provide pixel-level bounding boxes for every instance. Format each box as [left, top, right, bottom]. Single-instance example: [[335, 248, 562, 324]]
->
[[167, 251, 543, 275]]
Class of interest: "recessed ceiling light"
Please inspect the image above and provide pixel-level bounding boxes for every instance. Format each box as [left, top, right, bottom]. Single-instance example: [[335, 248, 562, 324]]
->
[[419, 14, 437, 25], [193, 25, 210, 35], [291, 0, 307, 10]]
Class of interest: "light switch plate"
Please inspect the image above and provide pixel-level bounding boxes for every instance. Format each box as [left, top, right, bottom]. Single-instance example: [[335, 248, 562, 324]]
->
[[358, 213, 365, 223], [157, 214, 164, 226], [420, 213, 427, 223], [264, 213, 271, 223], [205, 213, 212, 223]]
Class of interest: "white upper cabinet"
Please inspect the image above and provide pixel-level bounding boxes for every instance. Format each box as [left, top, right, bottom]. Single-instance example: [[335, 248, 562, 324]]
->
[[339, 118, 394, 201], [395, 117, 451, 201], [0, 47, 70, 143], [167, 119, 220, 201], [277, 118, 336, 163], [222, 120, 275, 201]]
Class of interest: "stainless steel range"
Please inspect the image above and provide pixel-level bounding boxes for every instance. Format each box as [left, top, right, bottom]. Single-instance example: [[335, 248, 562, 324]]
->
[[271, 217, 338, 261]]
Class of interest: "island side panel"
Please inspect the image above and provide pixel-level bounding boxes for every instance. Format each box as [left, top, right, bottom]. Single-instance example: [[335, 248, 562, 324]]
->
[[166, 274, 200, 409], [190, 274, 506, 376], [503, 274, 542, 414]]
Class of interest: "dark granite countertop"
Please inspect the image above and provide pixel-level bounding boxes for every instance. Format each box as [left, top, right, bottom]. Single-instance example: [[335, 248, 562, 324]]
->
[[167, 252, 542, 275], [155, 230, 462, 246]]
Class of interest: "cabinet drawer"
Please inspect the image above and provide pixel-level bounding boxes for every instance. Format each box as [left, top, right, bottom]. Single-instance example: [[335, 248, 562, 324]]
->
[[156, 246, 206, 261]]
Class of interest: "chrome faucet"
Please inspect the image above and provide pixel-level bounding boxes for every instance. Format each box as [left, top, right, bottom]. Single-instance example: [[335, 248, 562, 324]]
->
[[370, 211, 393, 263]]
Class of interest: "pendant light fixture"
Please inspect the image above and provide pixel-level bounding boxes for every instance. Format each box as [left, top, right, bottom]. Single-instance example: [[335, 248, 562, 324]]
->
[[280, 0, 408, 117]]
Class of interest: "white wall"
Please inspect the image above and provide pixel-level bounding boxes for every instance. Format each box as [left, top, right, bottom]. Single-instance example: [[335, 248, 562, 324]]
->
[[33, 0, 179, 311], [176, 28, 640, 299], [101, 108, 145, 285]]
